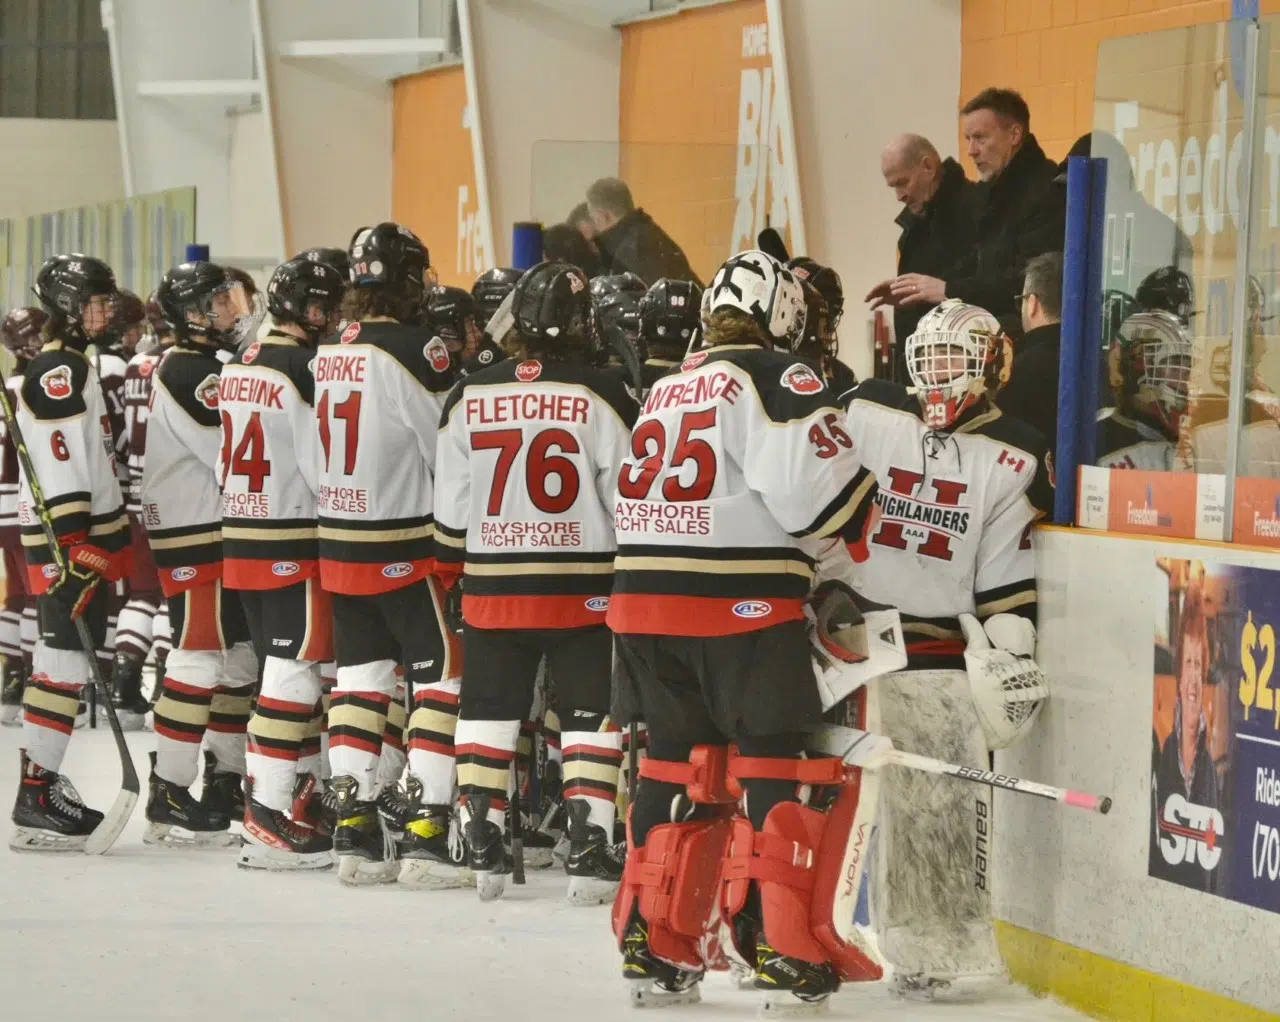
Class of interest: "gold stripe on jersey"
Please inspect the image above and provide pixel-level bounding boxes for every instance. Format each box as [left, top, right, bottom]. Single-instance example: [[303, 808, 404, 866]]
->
[[975, 586, 1036, 619], [435, 529, 466, 550], [222, 524, 317, 541], [463, 560, 615, 577], [807, 470, 878, 541], [613, 553, 813, 578], [902, 620, 964, 642], [45, 499, 92, 522], [148, 528, 222, 550], [317, 522, 434, 543], [89, 512, 130, 537]]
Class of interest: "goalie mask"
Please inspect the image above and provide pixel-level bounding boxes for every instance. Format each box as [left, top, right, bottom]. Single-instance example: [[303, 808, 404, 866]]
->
[[904, 299, 1010, 430], [1114, 310, 1192, 440], [702, 250, 807, 350]]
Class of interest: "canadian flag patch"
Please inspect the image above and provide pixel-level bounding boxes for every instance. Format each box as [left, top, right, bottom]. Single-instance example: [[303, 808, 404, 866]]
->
[[195, 373, 220, 410], [424, 337, 451, 373], [39, 365, 73, 400], [780, 362, 824, 396]]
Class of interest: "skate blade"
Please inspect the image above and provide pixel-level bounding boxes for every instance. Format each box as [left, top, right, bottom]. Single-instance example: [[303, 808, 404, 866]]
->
[[552, 834, 570, 864], [9, 826, 88, 852], [0, 707, 20, 727], [142, 820, 237, 849], [628, 979, 701, 1009], [84, 789, 138, 856], [757, 991, 830, 1018], [398, 857, 474, 890], [474, 869, 507, 901], [337, 853, 399, 886], [889, 971, 1002, 1003], [238, 840, 334, 872], [567, 874, 620, 907]]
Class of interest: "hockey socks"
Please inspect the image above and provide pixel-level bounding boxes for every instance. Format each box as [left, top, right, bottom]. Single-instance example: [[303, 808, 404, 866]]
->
[[246, 657, 324, 813], [406, 677, 460, 805], [561, 713, 623, 835], [455, 718, 518, 829]]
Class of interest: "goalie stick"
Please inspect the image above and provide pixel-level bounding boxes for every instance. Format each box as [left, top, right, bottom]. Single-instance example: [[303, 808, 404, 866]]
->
[[811, 725, 1112, 815], [0, 380, 140, 854]]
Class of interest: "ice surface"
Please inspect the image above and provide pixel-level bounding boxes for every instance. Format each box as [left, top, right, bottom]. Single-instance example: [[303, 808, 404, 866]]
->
[[0, 730, 1088, 1022]]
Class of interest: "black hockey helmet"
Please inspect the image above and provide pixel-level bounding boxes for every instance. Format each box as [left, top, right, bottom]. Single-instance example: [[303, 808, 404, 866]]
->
[[590, 272, 647, 303], [266, 257, 347, 339], [33, 254, 118, 336], [787, 257, 844, 329], [299, 246, 352, 281], [348, 222, 429, 291], [638, 278, 702, 358], [1136, 266, 1195, 325], [471, 267, 523, 325], [1, 307, 48, 362], [423, 285, 476, 354], [511, 261, 593, 347], [156, 261, 251, 350], [796, 279, 836, 362]]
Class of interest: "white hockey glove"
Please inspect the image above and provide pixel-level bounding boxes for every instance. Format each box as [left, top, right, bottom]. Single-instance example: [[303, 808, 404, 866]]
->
[[807, 580, 907, 711], [959, 612, 1047, 749]]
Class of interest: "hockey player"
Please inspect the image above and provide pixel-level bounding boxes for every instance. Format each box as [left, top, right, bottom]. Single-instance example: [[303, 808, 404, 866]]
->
[[8, 254, 133, 850], [1135, 265, 1195, 325], [788, 258, 857, 395], [422, 285, 491, 373], [636, 278, 702, 398], [0, 308, 47, 726], [111, 296, 174, 729], [471, 267, 522, 324], [1098, 310, 1191, 471], [225, 256, 346, 870], [299, 247, 351, 280], [608, 251, 882, 1012], [436, 260, 638, 904], [141, 262, 259, 847], [839, 298, 1052, 995], [315, 222, 463, 887]]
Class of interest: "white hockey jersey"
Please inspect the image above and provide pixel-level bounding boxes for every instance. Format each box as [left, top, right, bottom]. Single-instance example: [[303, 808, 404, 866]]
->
[[220, 332, 322, 590], [434, 357, 638, 629], [16, 341, 131, 592], [140, 343, 226, 596], [121, 348, 162, 514], [314, 319, 455, 595], [607, 346, 879, 637], [843, 379, 1052, 665], [1096, 409, 1175, 470], [95, 347, 129, 485]]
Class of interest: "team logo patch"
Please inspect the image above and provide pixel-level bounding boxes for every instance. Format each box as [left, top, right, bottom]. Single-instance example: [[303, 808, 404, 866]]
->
[[139, 359, 154, 378], [681, 352, 709, 372], [584, 596, 610, 612], [171, 566, 198, 583], [271, 561, 300, 577], [424, 337, 451, 373], [241, 342, 261, 365], [478, 349, 494, 365], [732, 600, 773, 619], [516, 360, 542, 382], [781, 363, 824, 395], [382, 562, 413, 579], [340, 322, 361, 345], [196, 374, 220, 410], [41, 563, 60, 579], [39, 365, 73, 400]]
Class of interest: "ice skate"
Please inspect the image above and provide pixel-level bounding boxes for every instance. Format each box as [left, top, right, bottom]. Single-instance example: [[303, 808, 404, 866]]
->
[[330, 775, 399, 886], [564, 797, 623, 906], [238, 778, 333, 871], [291, 774, 335, 838], [200, 750, 245, 823], [9, 750, 103, 852], [508, 804, 556, 869], [376, 776, 415, 842], [888, 968, 1005, 1002], [143, 752, 236, 848], [0, 659, 24, 727], [621, 910, 703, 1008], [399, 801, 473, 890], [110, 653, 151, 732], [754, 940, 839, 1017], [463, 795, 508, 901]]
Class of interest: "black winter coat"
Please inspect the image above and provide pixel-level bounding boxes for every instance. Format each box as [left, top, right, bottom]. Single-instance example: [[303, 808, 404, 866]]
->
[[596, 208, 702, 288], [996, 322, 1060, 454]]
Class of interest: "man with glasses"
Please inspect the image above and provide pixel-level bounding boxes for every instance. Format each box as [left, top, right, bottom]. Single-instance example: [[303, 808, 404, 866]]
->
[[997, 251, 1063, 452]]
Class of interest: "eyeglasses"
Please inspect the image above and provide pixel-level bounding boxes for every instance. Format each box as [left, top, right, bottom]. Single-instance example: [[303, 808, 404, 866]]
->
[[1014, 291, 1037, 305]]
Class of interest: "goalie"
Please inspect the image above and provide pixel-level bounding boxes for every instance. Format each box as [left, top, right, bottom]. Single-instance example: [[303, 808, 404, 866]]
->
[[835, 299, 1053, 997]]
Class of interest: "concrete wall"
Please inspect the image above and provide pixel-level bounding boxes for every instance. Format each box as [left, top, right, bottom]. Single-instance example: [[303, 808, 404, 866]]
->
[[0, 119, 124, 219]]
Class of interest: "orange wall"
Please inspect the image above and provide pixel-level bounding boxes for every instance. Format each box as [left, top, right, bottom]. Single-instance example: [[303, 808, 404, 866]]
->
[[392, 65, 486, 288], [959, 0, 1274, 168]]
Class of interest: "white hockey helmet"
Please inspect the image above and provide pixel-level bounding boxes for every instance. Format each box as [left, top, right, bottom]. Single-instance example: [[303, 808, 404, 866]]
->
[[959, 613, 1048, 749], [1115, 310, 1192, 437], [905, 299, 1010, 429], [702, 250, 807, 350]]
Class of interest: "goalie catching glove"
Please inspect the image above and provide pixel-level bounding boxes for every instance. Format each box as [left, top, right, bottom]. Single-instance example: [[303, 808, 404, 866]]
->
[[806, 580, 906, 710], [959, 612, 1047, 749]]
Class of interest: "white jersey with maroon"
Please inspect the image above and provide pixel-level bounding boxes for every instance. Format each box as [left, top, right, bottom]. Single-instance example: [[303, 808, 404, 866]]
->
[[122, 348, 162, 513], [0, 374, 24, 529], [842, 379, 1052, 664], [434, 356, 637, 629]]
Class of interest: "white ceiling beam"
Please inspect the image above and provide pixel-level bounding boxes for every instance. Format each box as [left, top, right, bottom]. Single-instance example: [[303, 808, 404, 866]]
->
[[277, 37, 447, 58], [136, 79, 263, 98]]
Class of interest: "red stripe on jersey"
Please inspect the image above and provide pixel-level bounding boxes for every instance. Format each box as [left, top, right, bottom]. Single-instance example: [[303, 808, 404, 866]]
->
[[223, 557, 319, 591], [606, 594, 806, 636], [318, 558, 433, 596], [461, 593, 609, 630], [26, 550, 134, 594], [159, 562, 223, 598]]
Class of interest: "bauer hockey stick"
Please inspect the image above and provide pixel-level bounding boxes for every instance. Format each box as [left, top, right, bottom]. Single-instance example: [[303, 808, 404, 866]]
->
[[811, 725, 1112, 815], [0, 381, 140, 854]]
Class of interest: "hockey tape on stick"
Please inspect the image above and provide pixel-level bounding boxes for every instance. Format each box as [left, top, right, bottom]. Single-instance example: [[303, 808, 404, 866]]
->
[[0, 382, 140, 853], [809, 725, 1112, 815]]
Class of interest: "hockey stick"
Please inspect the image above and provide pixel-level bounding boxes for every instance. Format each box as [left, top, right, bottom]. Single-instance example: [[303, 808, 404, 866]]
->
[[811, 725, 1112, 815], [757, 227, 791, 264], [0, 381, 140, 854], [509, 757, 526, 884]]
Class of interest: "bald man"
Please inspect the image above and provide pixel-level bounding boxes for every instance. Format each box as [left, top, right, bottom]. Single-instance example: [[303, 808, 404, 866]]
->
[[867, 134, 975, 382]]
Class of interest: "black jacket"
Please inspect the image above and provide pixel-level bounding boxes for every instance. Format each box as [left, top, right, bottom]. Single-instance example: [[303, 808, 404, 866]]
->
[[596, 208, 702, 287], [996, 322, 1060, 454], [894, 158, 976, 362], [947, 135, 1066, 330]]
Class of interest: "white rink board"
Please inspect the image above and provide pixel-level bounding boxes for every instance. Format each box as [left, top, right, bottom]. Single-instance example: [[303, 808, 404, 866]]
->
[[993, 526, 1280, 1014], [0, 730, 1086, 1022]]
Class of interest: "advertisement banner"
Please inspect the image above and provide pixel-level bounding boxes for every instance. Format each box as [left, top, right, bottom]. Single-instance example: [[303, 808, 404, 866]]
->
[[1152, 556, 1280, 912], [1076, 465, 1225, 540]]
